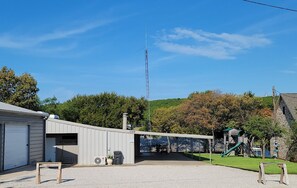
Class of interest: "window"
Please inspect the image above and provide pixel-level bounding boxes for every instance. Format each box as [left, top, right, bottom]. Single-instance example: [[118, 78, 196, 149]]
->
[[282, 106, 286, 115]]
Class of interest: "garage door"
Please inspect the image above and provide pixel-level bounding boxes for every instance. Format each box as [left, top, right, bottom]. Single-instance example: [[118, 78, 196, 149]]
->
[[4, 123, 29, 170]]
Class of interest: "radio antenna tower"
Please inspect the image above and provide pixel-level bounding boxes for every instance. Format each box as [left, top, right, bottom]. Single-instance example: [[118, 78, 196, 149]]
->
[[145, 32, 151, 131]]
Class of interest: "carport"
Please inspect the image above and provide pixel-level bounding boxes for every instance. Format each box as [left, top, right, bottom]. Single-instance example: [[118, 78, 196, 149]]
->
[[134, 131, 213, 164]]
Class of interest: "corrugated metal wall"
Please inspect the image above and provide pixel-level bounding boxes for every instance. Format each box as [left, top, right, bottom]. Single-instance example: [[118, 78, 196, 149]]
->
[[46, 119, 135, 165], [0, 112, 45, 170], [29, 120, 45, 163]]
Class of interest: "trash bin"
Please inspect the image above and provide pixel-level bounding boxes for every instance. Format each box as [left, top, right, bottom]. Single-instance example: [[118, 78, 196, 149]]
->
[[113, 151, 123, 165]]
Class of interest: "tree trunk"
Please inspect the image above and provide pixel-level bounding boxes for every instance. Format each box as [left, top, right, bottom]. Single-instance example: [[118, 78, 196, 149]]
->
[[250, 137, 255, 148], [262, 142, 266, 160]]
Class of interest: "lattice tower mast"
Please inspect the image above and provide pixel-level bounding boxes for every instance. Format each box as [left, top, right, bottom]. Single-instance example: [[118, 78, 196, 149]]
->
[[145, 34, 151, 131]]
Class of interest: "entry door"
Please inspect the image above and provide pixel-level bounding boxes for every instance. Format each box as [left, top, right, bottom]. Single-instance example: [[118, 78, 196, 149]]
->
[[4, 123, 28, 170], [45, 138, 56, 162]]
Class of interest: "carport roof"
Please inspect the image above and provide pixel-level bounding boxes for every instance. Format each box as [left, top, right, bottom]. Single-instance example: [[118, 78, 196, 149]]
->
[[0, 102, 48, 117], [134, 130, 213, 140]]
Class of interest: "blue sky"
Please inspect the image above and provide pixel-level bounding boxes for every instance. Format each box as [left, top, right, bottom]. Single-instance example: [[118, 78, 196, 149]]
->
[[1, 0, 297, 102]]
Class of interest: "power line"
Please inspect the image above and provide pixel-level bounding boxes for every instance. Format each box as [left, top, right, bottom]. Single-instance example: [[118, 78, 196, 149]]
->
[[243, 0, 297, 12]]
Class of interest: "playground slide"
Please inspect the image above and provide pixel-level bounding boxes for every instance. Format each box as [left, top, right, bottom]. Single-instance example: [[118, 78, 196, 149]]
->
[[221, 142, 243, 157]]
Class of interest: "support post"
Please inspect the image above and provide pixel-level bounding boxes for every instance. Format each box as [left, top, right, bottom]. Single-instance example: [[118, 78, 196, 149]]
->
[[223, 133, 226, 153], [280, 163, 289, 185], [36, 163, 40, 184], [57, 162, 62, 184], [176, 137, 179, 152], [258, 162, 266, 184], [209, 139, 212, 164], [191, 138, 193, 158]]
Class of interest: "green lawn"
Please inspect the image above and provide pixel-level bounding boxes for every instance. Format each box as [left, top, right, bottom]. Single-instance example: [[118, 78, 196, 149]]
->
[[185, 153, 297, 174]]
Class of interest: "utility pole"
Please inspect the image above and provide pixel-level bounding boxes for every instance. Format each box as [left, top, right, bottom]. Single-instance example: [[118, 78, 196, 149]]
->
[[272, 86, 276, 122], [272, 86, 279, 158], [272, 86, 280, 122]]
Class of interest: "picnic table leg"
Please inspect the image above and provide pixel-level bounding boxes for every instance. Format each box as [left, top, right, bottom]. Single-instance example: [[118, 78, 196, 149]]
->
[[258, 164, 262, 183], [258, 163, 266, 184], [283, 164, 289, 185], [36, 163, 41, 184], [57, 162, 62, 184], [261, 163, 266, 184], [280, 164, 284, 184]]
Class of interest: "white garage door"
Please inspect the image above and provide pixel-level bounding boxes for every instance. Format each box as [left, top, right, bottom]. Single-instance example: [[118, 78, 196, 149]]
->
[[4, 123, 29, 170]]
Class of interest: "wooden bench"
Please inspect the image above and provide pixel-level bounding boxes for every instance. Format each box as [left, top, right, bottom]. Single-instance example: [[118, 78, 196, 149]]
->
[[36, 162, 62, 184], [258, 162, 289, 185]]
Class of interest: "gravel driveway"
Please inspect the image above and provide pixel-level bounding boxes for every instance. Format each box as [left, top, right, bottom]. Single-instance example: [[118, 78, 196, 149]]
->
[[1, 164, 296, 188]]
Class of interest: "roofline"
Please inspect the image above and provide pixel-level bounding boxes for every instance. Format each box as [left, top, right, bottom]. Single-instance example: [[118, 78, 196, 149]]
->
[[47, 118, 134, 134], [47, 119, 214, 139], [0, 109, 49, 117], [279, 94, 297, 121], [134, 130, 213, 140]]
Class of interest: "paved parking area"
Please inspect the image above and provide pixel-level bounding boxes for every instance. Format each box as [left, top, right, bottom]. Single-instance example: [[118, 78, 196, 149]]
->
[[1, 164, 296, 188]]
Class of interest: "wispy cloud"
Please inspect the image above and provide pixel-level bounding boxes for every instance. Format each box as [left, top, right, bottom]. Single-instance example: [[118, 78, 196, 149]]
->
[[241, 13, 297, 36], [153, 55, 177, 63], [0, 19, 115, 56], [155, 28, 271, 60], [280, 70, 296, 74]]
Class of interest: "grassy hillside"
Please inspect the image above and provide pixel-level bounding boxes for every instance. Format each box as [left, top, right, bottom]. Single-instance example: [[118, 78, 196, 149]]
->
[[149, 98, 185, 115], [148, 96, 273, 115]]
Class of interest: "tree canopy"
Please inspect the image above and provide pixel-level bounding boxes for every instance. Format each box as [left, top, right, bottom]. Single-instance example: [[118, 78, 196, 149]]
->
[[151, 91, 271, 136], [0, 66, 39, 110], [151, 106, 184, 133], [243, 115, 283, 159], [42, 93, 147, 129]]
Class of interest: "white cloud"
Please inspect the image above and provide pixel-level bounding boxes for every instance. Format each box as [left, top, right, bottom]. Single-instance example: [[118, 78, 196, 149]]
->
[[155, 28, 271, 60], [0, 19, 114, 51]]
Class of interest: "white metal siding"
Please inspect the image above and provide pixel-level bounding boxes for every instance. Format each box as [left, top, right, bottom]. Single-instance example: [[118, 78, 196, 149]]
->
[[46, 119, 135, 165]]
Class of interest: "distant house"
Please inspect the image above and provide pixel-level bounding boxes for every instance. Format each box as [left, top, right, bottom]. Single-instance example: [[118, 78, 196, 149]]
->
[[272, 93, 297, 159], [0, 102, 48, 171]]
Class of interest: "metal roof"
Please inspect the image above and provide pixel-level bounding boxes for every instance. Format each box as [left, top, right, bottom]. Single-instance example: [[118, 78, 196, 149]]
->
[[47, 119, 213, 139], [280, 93, 297, 121], [134, 131, 213, 140], [47, 118, 134, 134], [0, 102, 48, 117]]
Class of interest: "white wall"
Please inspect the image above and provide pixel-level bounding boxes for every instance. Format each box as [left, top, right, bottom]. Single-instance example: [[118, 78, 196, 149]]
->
[[46, 119, 135, 165]]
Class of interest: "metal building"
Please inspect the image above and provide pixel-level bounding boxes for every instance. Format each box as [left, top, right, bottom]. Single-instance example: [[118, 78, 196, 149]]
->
[[46, 118, 213, 166], [46, 118, 135, 165], [0, 102, 48, 171]]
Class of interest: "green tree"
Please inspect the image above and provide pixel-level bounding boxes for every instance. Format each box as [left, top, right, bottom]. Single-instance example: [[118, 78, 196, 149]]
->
[[0, 66, 39, 110], [236, 92, 264, 126], [40, 96, 60, 114], [58, 93, 147, 129], [244, 115, 283, 159], [151, 106, 183, 133], [179, 91, 240, 135]]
